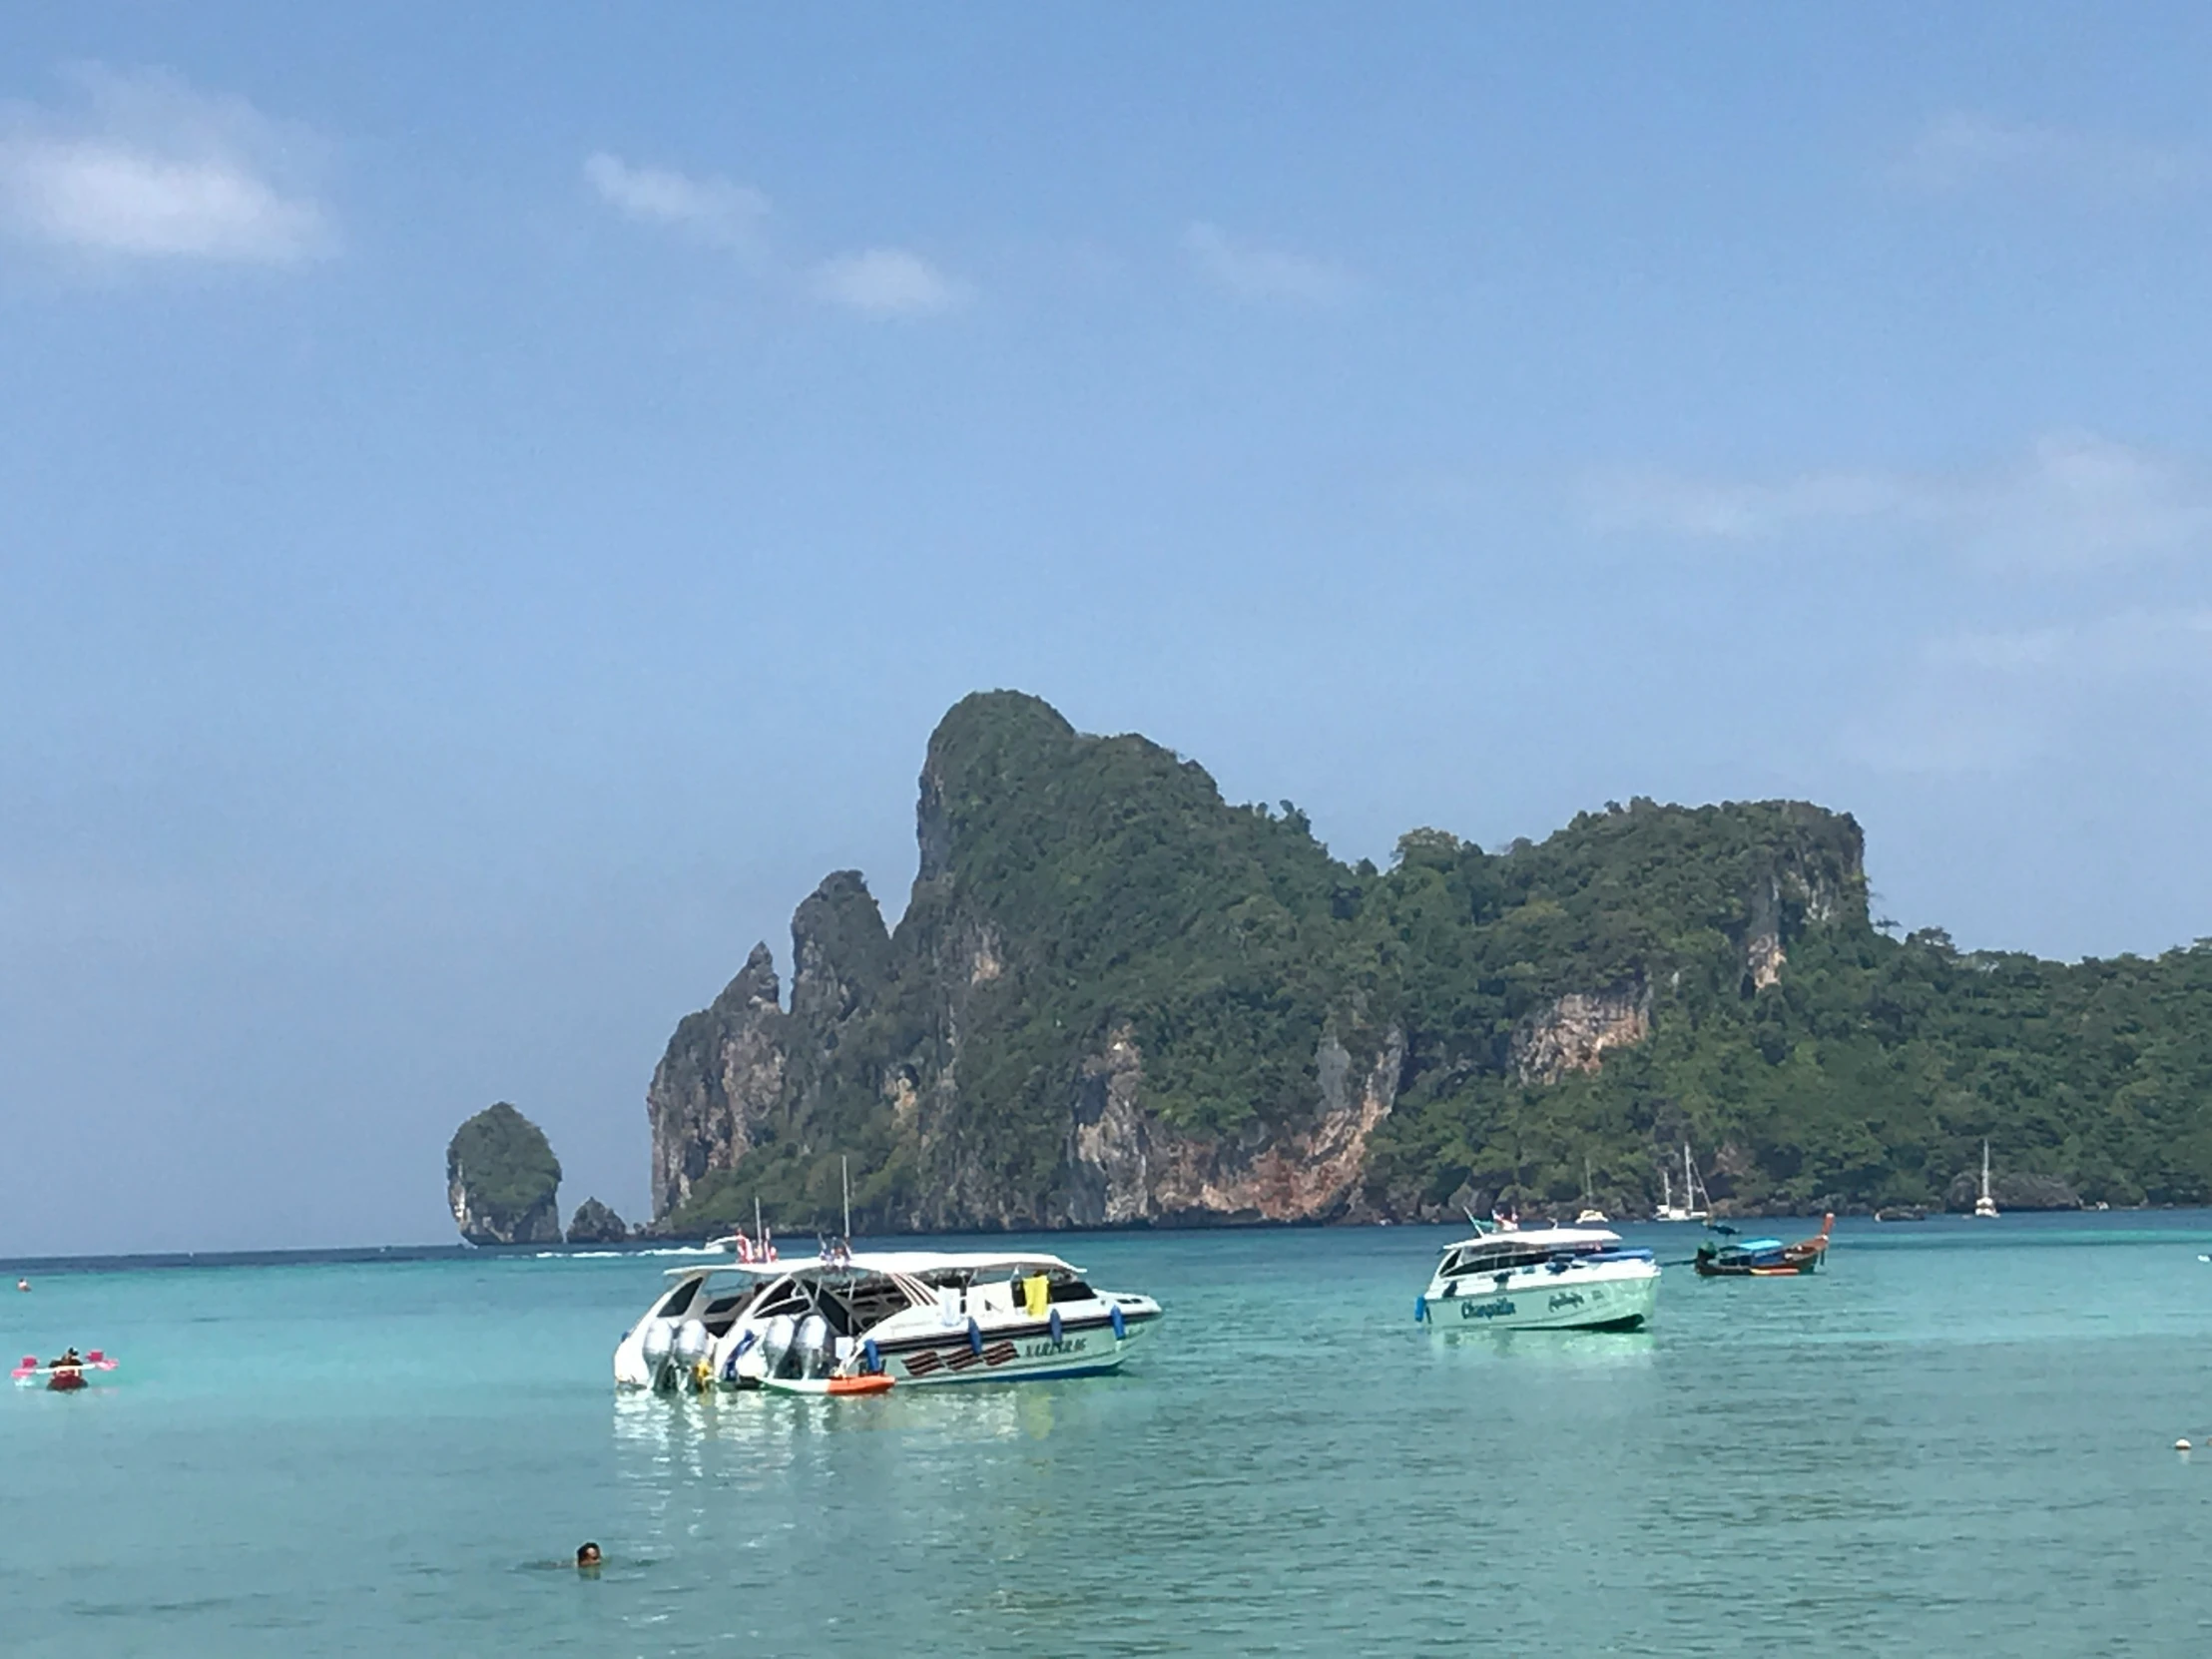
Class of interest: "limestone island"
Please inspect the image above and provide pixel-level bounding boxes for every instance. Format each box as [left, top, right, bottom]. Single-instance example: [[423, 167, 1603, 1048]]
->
[[446, 1102, 562, 1245]]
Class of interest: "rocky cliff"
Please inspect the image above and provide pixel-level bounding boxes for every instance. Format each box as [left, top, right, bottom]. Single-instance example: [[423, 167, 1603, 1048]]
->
[[447, 1102, 562, 1245], [566, 1198, 630, 1243], [648, 693, 1416, 1234], [643, 690, 2212, 1225], [647, 944, 786, 1221]]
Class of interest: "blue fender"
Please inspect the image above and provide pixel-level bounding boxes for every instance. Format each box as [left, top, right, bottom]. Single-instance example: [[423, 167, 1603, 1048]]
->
[[1109, 1304, 1127, 1341], [967, 1317, 984, 1357], [862, 1338, 881, 1375], [1414, 1295, 1427, 1324], [1048, 1308, 1063, 1344]]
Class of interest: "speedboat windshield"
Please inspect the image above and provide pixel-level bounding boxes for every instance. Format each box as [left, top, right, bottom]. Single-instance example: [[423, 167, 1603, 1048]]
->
[[1436, 1228, 1624, 1279]]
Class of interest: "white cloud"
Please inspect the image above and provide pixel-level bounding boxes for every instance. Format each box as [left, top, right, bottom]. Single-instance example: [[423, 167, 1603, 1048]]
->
[[1583, 469, 1904, 541], [1846, 609, 2212, 775], [1584, 435, 2212, 572], [584, 150, 966, 318], [811, 247, 964, 317], [1896, 112, 2203, 200], [582, 152, 770, 257], [1931, 610, 2212, 679], [0, 65, 328, 264], [1183, 221, 1353, 305]]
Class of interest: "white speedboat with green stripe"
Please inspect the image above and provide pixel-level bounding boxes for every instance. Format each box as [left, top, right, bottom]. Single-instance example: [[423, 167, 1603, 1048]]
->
[[1415, 1226, 1659, 1332]]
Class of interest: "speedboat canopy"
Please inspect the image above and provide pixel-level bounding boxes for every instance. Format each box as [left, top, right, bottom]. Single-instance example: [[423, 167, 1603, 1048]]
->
[[665, 1250, 1084, 1281]]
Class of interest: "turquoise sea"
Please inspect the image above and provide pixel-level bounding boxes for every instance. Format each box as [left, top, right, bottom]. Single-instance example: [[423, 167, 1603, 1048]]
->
[[7, 1214, 2212, 1656]]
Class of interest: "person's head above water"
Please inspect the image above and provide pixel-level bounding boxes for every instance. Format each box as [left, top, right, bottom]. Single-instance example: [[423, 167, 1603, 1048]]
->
[[575, 1543, 602, 1567]]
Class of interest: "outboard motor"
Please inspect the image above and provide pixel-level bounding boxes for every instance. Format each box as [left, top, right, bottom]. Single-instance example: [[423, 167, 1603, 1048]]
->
[[639, 1319, 677, 1390], [671, 1320, 712, 1388], [726, 1327, 767, 1386], [795, 1313, 832, 1380], [760, 1314, 799, 1381]]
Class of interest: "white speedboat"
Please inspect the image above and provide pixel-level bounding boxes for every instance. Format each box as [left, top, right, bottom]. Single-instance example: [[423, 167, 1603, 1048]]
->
[[1415, 1226, 1659, 1332], [614, 1249, 1162, 1392]]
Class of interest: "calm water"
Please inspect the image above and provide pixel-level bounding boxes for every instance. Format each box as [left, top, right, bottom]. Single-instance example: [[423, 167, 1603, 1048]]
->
[[7, 1215, 2212, 1655]]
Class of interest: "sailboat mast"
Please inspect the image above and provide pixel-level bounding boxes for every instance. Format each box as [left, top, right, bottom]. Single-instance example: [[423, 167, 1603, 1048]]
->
[[841, 1154, 851, 1242]]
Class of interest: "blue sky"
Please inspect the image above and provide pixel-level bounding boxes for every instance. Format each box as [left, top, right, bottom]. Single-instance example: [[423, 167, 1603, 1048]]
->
[[6, 6, 2212, 1252]]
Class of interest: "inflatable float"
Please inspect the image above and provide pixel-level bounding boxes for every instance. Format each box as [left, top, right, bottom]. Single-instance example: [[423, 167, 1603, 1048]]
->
[[12, 1351, 118, 1391]]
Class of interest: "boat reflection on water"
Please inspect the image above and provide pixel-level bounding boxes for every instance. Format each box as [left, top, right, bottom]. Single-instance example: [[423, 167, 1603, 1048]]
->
[[1422, 1322, 1658, 1373], [611, 1364, 1069, 1459]]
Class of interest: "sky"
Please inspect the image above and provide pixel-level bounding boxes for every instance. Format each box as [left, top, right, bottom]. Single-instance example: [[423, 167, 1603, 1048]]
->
[[6, 6, 2212, 1254]]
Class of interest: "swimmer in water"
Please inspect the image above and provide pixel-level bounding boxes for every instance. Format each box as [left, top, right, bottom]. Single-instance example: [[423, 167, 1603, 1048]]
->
[[576, 1542, 602, 1570]]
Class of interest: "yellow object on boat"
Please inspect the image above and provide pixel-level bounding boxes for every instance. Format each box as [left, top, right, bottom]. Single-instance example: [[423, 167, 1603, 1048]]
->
[[1023, 1274, 1050, 1319]]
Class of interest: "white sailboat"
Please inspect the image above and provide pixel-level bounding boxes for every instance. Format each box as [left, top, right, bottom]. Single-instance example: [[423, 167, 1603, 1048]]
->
[[1574, 1155, 1609, 1225], [1655, 1143, 1709, 1223], [1973, 1140, 1999, 1218]]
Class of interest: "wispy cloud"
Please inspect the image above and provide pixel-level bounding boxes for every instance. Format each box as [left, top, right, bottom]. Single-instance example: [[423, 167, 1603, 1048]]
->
[[811, 247, 963, 317], [581, 152, 769, 258], [1585, 435, 2212, 572], [1585, 469, 1904, 541], [584, 149, 966, 320], [1847, 609, 2212, 774], [1183, 221, 1354, 305], [0, 65, 329, 265], [1896, 112, 2204, 200], [1930, 609, 2212, 679]]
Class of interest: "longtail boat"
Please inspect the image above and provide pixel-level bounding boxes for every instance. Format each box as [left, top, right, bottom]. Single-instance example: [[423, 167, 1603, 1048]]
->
[[1693, 1214, 1833, 1278]]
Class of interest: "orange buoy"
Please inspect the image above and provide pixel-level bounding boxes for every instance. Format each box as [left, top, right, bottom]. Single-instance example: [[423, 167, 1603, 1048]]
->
[[825, 1374, 893, 1395]]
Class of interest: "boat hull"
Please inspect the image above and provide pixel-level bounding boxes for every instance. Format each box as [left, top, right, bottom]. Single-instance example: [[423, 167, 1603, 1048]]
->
[[1421, 1263, 1659, 1332], [1693, 1258, 1817, 1277], [873, 1309, 1156, 1385], [616, 1293, 1161, 1391]]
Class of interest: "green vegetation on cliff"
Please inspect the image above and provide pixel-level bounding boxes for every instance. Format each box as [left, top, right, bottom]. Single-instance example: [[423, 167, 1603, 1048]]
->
[[446, 1102, 563, 1244], [659, 692, 2212, 1231], [1363, 808, 2212, 1215]]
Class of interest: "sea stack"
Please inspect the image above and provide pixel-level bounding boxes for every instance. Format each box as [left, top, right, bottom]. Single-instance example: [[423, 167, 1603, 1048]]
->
[[445, 1102, 563, 1245], [566, 1197, 629, 1244]]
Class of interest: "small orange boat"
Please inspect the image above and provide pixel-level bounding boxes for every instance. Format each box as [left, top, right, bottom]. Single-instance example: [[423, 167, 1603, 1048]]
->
[[760, 1371, 894, 1397]]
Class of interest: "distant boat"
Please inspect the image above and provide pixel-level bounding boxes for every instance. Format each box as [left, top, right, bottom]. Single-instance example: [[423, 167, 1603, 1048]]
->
[[1576, 1158, 1608, 1225], [1693, 1215, 1834, 1278], [1974, 1141, 1999, 1219], [1655, 1142, 1710, 1223]]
